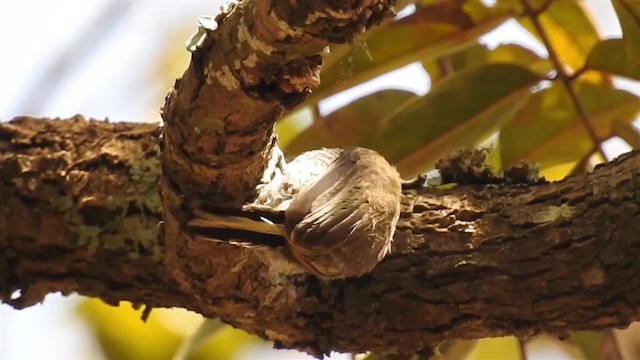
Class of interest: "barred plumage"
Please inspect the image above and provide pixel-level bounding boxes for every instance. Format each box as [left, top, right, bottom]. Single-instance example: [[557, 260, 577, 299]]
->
[[189, 147, 402, 279], [283, 147, 401, 279]]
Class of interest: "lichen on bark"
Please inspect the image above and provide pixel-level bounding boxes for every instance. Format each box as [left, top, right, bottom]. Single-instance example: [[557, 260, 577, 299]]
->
[[2, 116, 640, 356], [3, 0, 640, 357]]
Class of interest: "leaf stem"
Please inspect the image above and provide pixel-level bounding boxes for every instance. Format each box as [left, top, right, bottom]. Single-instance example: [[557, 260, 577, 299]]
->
[[437, 56, 454, 78], [520, 0, 609, 161], [567, 65, 587, 81], [569, 149, 594, 176], [533, 0, 555, 15], [518, 338, 529, 360], [602, 329, 624, 360]]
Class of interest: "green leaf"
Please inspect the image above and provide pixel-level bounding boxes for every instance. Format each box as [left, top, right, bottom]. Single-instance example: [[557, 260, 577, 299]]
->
[[312, 0, 515, 105], [585, 39, 640, 81], [364, 63, 541, 176], [612, 118, 640, 147], [517, 0, 600, 71], [570, 331, 612, 360], [474, 43, 552, 75], [186, 324, 260, 360], [500, 81, 640, 170], [612, 0, 640, 60], [425, 43, 553, 81], [284, 90, 416, 156]]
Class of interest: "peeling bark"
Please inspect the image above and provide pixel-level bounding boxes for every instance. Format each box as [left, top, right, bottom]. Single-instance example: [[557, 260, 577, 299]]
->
[[2, 116, 640, 357]]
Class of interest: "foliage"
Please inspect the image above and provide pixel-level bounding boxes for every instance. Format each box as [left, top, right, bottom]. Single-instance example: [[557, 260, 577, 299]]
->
[[78, 299, 260, 360], [280, 0, 640, 180]]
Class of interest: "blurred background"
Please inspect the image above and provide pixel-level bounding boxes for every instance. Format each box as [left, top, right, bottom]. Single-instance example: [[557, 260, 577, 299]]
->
[[1, 0, 639, 359]]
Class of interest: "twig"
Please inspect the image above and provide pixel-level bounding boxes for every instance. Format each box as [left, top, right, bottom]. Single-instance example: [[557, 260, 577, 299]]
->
[[534, 0, 555, 15], [141, 305, 153, 322], [520, 0, 609, 162], [601, 329, 624, 360], [518, 338, 529, 360], [568, 65, 587, 81], [436, 56, 453, 78], [568, 148, 595, 176]]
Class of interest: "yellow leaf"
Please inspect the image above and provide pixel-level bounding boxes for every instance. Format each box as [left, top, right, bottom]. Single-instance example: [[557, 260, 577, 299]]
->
[[500, 81, 640, 170], [77, 299, 183, 360], [517, 0, 600, 72], [465, 337, 522, 360]]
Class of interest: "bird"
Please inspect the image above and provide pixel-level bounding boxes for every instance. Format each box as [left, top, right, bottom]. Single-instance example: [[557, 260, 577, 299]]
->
[[187, 146, 402, 280]]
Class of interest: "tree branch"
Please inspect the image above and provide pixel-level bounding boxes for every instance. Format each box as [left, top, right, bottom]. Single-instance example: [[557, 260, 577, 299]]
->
[[158, 0, 398, 324], [2, 116, 640, 357], [160, 0, 396, 205]]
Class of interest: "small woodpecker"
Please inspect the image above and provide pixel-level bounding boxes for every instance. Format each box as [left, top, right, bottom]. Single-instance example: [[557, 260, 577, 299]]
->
[[188, 147, 402, 280]]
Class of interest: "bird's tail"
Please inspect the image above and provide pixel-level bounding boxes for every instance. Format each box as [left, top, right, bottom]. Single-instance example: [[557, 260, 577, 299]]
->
[[187, 203, 287, 248]]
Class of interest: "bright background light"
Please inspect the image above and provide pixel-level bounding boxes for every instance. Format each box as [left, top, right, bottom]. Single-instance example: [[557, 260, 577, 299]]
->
[[0, 1, 635, 359]]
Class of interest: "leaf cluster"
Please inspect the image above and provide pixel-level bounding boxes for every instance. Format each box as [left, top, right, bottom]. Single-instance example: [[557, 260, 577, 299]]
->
[[279, 0, 640, 181]]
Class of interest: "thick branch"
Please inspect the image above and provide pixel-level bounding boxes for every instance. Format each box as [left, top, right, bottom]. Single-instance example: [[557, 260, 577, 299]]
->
[[159, 0, 397, 323], [2, 117, 640, 356], [160, 0, 396, 204]]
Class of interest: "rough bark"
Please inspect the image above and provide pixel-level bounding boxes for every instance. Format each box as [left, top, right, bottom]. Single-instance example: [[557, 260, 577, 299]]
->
[[158, 0, 398, 328], [2, 116, 640, 357], [2, 0, 638, 357], [160, 0, 395, 205]]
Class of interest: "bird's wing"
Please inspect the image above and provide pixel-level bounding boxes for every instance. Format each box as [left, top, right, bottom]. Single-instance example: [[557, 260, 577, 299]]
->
[[285, 148, 369, 250]]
